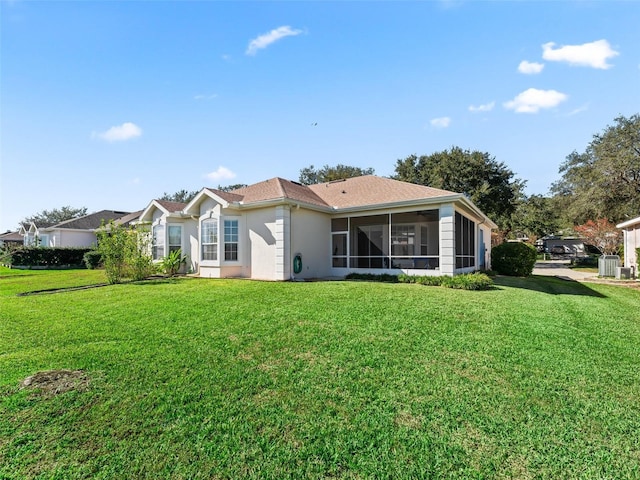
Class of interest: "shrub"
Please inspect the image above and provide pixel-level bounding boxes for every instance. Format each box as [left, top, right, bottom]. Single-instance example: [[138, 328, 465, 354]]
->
[[440, 273, 494, 290], [491, 242, 537, 277], [83, 250, 103, 269], [3, 247, 92, 268], [345, 273, 398, 283], [637, 248, 640, 269], [570, 256, 598, 267], [97, 222, 155, 284], [359, 272, 493, 290]]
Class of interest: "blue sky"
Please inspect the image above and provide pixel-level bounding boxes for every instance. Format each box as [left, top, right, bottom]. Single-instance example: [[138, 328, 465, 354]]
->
[[1, 0, 639, 231]]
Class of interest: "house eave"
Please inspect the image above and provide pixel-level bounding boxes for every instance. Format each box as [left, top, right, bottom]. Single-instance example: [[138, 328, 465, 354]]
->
[[616, 216, 640, 229], [231, 198, 331, 213]]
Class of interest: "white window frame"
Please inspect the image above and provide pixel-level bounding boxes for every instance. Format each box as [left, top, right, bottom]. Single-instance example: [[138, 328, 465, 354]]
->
[[223, 218, 239, 262], [167, 224, 183, 255], [152, 224, 165, 260], [201, 218, 218, 262]]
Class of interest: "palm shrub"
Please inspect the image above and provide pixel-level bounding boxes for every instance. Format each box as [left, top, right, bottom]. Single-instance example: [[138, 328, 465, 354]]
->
[[161, 249, 187, 276], [491, 241, 537, 277]]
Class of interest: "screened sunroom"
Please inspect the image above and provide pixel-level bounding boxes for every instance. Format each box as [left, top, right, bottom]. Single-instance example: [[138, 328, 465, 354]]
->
[[331, 210, 443, 270]]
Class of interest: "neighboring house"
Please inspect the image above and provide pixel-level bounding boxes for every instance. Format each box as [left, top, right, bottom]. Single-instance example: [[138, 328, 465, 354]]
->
[[0, 231, 24, 247], [156, 175, 497, 280], [617, 216, 640, 272], [19, 210, 137, 247]]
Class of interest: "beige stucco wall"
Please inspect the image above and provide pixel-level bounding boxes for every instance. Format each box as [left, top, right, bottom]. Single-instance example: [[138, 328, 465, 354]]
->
[[245, 207, 278, 280], [52, 230, 97, 248], [291, 208, 331, 280]]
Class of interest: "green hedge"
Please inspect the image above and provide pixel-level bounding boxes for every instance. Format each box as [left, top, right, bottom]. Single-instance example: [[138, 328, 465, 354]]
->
[[491, 242, 537, 277], [347, 272, 494, 291], [5, 247, 92, 268], [83, 250, 103, 269]]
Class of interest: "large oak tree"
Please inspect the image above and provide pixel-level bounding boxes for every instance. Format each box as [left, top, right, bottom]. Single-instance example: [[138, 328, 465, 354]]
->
[[394, 147, 525, 232], [551, 113, 640, 225], [299, 164, 375, 185]]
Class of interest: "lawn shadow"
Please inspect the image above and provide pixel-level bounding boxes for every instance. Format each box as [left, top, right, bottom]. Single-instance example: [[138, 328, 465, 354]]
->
[[493, 275, 607, 298]]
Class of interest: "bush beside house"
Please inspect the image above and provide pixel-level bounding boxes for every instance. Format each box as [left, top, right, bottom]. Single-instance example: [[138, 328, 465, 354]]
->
[[491, 242, 537, 277]]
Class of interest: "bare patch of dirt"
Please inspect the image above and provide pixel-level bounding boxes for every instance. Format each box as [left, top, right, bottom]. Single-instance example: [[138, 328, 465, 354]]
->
[[21, 369, 89, 396]]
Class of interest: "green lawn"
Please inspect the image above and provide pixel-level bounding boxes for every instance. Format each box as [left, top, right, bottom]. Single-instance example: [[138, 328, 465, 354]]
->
[[1, 268, 640, 478]]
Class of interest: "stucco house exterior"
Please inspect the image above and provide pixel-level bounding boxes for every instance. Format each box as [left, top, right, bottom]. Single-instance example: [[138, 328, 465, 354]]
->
[[137, 200, 196, 270], [19, 210, 138, 248], [617, 216, 640, 273], [144, 175, 496, 280]]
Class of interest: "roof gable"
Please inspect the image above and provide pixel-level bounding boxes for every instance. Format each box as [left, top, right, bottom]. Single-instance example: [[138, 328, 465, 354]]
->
[[229, 178, 329, 208], [139, 200, 187, 222]]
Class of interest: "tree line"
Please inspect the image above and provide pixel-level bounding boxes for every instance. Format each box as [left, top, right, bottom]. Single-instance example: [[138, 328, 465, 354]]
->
[[19, 113, 639, 248]]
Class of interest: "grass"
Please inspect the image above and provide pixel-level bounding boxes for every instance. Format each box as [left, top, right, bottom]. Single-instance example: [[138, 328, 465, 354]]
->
[[1, 268, 640, 478]]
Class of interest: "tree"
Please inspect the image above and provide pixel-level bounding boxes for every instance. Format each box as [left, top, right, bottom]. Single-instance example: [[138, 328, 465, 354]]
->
[[551, 113, 640, 225], [160, 190, 199, 203], [512, 194, 562, 239], [299, 164, 375, 185], [217, 184, 248, 192], [21, 206, 87, 228], [394, 147, 525, 232], [573, 219, 621, 255]]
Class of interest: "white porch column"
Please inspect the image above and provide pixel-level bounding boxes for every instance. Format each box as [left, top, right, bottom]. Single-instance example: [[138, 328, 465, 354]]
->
[[275, 205, 291, 280], [439, 204, 455, 276]]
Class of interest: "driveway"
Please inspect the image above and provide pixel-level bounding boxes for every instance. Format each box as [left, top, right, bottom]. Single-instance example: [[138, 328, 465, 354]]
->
[[532, 260, 597, 281]]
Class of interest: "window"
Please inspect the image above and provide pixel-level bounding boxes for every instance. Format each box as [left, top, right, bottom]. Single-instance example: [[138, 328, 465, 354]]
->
[[455, 212, 475, 269], [152, 224, 165, 260], [168, 226, 182, 254], [224, 219, 238, 261], [37, 234, 50, 247], [201, 219, 217, 261]]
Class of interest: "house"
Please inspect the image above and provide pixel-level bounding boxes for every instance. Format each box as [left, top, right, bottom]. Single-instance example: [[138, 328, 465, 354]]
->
[[0, 231, 24, 247], [616, 216, 640, 273], [145, 175, 496, 280], [19, 210, 139, 248], [137, 200, 195, 269]]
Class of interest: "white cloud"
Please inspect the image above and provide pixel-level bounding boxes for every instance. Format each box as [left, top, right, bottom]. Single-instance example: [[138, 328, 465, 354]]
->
[[430, 117, 451, 128], [92, 122, 142, 142], [504, 88, 568, 113], [205, 166, 236, 181], [542, 39, 619, 69], [518, 60, 544, 74], [246, 26, 303, 56], [468, 101, 495, 113]]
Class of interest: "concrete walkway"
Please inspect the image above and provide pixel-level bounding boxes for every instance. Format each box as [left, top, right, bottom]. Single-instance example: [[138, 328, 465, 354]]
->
[[532, 260, 598, 281]]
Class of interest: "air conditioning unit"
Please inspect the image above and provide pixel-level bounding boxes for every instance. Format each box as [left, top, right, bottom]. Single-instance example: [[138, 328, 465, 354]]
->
[[616, 267, 631, 280]]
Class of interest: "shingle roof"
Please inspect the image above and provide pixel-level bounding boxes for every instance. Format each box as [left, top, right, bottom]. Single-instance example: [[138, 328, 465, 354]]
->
[[113, 210, 142, 227], [227, 178, 329, 208], [203, 188, 245, 203], [309, 175, 458, 209], [0, 231, 23, 241], [50, 210, 132, 230], [156, 200, 187, 213], [206, 176, 458, 211]]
